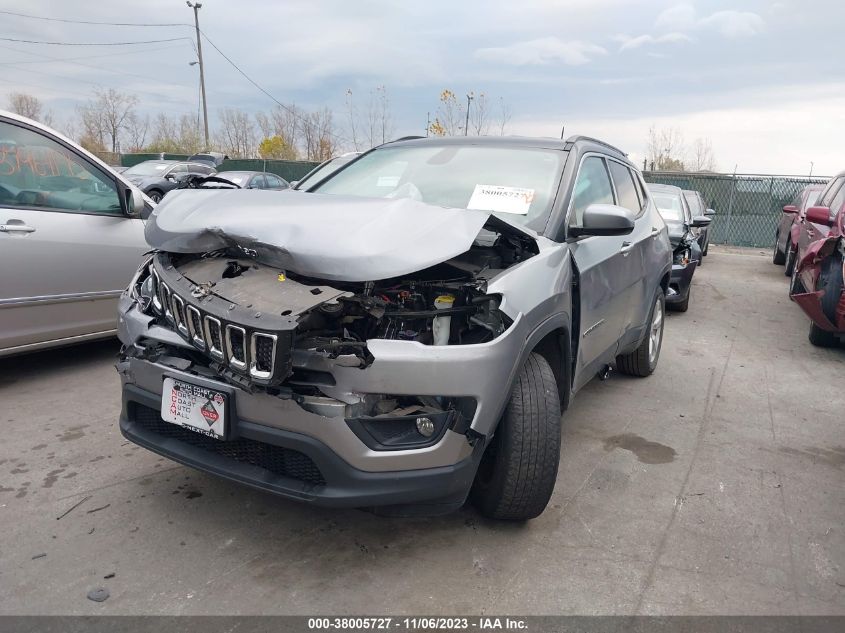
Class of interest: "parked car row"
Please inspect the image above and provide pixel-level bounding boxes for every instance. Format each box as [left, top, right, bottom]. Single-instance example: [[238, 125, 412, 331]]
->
[[122, 157, 290, 202], [774, 173, 845, 347], [647, 184, 713, 312]]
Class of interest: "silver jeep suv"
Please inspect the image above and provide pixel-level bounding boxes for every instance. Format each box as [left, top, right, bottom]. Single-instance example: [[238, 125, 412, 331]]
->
[[117, 135, 672, 520]]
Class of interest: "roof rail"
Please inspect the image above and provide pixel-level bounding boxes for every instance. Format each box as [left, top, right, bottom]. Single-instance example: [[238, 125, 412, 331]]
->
[[387, 135, 426, 144], [565, 135, 626, 156]]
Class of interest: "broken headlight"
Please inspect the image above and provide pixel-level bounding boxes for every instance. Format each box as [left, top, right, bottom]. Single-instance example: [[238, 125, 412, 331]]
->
[[128, 256, 156, 313], [673, 248, 691, 266]]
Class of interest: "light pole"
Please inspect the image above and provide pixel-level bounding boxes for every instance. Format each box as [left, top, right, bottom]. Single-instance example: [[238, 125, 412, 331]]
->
[[464, 93, 473, 136], [809, 161, 814, 178], [187, 1, 209, 149]]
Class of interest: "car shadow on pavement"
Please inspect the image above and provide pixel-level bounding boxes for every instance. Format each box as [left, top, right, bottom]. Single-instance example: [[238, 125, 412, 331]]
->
[[0, 339, 120, 386]]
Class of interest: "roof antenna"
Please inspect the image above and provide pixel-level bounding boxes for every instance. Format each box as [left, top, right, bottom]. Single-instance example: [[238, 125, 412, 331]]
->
[[560, 125, 565, 140]]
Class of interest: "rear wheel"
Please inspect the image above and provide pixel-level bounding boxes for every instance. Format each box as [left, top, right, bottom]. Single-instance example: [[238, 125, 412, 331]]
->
[[617, 289, 665, 377], [471, 353, 561, 521], [819, 254, 844, 325], [772, 233, 786, 265], [669, 283, 690, 313]]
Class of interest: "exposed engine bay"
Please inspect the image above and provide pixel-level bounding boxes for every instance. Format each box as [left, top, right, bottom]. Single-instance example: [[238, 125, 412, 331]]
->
[[130, 220, 537, 426]]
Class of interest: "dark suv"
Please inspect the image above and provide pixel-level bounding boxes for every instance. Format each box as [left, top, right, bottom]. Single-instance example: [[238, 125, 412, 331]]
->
[[118, 135, 672, 520]]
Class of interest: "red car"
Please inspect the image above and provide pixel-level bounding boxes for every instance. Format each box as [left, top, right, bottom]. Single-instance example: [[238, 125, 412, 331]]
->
[[789, 173, 845, 347], [772, 184, 824, 275]]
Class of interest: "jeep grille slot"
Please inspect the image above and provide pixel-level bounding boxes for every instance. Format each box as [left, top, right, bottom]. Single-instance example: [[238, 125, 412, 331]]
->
[[250, 332, 277, 379], [171, 294, 189, 337], [203, 316, 224, 360], [225, 325, 247, 370], [159, 282, 173, 321], [186, 305, 205, 349], [149, 266, 162, 314]]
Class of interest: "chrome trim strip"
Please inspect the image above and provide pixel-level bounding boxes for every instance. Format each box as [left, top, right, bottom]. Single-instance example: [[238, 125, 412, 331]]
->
[[203, 316, 224, 360], [186, 305, 205, 349], [149, 266, 162, 313], [0, 290, 121, 308], [225, 324, 247, 370], [249, 332, 277, 379]]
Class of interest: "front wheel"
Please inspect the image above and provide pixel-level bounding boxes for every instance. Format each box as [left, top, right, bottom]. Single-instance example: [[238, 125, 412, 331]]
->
[[784, 240, 797, 277], [772, 233, 786, 265], [809, 323, 838, 348], [617, 289, 665, 376], [147, 189, 163, 203], [471, 353, 561, 521]]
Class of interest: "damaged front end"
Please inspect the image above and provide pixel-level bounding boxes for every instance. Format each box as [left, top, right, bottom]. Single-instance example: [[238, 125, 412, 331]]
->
[[118, 195, 539, 503]]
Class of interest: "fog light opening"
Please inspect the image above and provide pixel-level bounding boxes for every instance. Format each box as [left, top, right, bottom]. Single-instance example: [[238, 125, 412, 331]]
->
[[416, 416, 435, 438]]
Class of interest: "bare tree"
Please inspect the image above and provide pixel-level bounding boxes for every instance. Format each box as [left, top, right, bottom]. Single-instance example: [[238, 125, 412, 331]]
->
[[689, 137, 717, 172], [469, 92, 492, 135], [302, 108, 335, 161], [78, 89, 139, 153], [496, 97, 512, 136], [216, 107, 257, 158], [125, 112, 149, 152], [7, 92, 53, 126], [429, 89, 465, 136], [345, 86, 394, 150], [646, 125, 686, 171]]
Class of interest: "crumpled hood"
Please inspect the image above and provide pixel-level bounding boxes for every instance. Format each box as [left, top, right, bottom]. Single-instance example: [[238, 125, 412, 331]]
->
[[145, 190, 503, 282]]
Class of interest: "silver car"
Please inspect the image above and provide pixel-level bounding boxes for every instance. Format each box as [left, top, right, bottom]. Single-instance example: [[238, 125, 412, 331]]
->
[[0, 110, 149, 357], [118, 135, 672, 520]]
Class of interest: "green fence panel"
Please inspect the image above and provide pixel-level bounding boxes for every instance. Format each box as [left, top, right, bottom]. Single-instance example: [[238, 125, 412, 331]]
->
[[218, 159, 319, 182], [644, 171, 829, 248]]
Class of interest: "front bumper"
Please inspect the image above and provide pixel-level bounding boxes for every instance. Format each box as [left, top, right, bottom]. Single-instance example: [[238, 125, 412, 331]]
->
[[121, 383, 484, 511], [666, 260, 697, 304]]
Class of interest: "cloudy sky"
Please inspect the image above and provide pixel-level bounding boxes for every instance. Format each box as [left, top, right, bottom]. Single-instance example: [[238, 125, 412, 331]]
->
[[1, 0, 843, 175]]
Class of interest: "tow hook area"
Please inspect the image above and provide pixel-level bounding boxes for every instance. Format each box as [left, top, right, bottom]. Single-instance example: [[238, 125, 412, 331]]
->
[[597, 364, 613, 381]]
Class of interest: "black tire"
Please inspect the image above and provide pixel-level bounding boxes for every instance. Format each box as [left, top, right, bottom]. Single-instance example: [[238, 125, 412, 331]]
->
[[471, 353, 561, 521], [148, 189, 164, 203], [617, 288, 665, 377], [703, 232, 710, 256], [809, 323, 838, 348], [819, 255, 844, 325], [784, 240, 797, 277], [789, 259, 804, 295], [772, 233, 786, 265], [668, 283, 690, 313]]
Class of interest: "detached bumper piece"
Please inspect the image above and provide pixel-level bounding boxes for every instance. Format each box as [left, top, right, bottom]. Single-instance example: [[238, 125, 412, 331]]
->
[[120, 386, 482, 513]]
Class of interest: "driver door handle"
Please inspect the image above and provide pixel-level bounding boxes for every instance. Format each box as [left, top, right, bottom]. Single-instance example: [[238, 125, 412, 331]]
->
[[0, 222, 36, 233], [650, 227, 660, 237], [620, 241, 634, 256]]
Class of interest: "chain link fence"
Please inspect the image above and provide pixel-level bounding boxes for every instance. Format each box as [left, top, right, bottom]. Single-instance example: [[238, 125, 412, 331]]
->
[[643, 171, 830, 248]]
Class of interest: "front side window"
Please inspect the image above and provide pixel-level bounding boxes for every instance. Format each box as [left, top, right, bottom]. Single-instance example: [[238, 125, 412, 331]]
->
[[608, 161, 642, 215], [249, 174, 267, 189], [683, 191, 703, 215], [803, 188, 821, 211], [0, 120, 121, 215], [312, 144, 565, 229], [569, 156, 614, 227]]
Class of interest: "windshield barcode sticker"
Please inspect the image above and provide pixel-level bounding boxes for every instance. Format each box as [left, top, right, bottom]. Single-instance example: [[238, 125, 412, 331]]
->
[[467, 184, 534, 215]]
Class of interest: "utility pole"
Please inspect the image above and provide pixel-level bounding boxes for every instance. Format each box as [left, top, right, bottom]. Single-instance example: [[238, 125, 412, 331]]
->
[[464, 93, 473, 136], [809, 161, 814, 178], [187, 1, 209, 149], [426, 112, 430, 137]]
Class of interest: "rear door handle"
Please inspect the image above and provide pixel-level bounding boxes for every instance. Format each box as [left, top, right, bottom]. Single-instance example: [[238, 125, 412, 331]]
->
[[0, 222, 36, 233]]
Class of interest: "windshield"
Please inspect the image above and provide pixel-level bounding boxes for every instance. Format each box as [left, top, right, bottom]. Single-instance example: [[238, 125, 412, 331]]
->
[[124, 162, 172, 177], [312, 144, 565, 227], [683, 192, 702, 215], [653, 192, 685, 222], [297, 157, 350, 189]]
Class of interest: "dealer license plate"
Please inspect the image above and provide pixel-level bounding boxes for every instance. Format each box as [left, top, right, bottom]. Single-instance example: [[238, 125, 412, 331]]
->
[[161, 377, 227, 439]]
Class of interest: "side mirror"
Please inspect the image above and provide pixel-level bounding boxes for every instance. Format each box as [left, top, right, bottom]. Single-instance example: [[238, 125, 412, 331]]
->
[[123, 187, 146, 217], [806, 206, 833, 226], [691, 216, 712, 228], [570, 204, 635, 237], [705, 208, 716, 216], [289, 180, 299, 188], [782, 204, 798, 214]]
